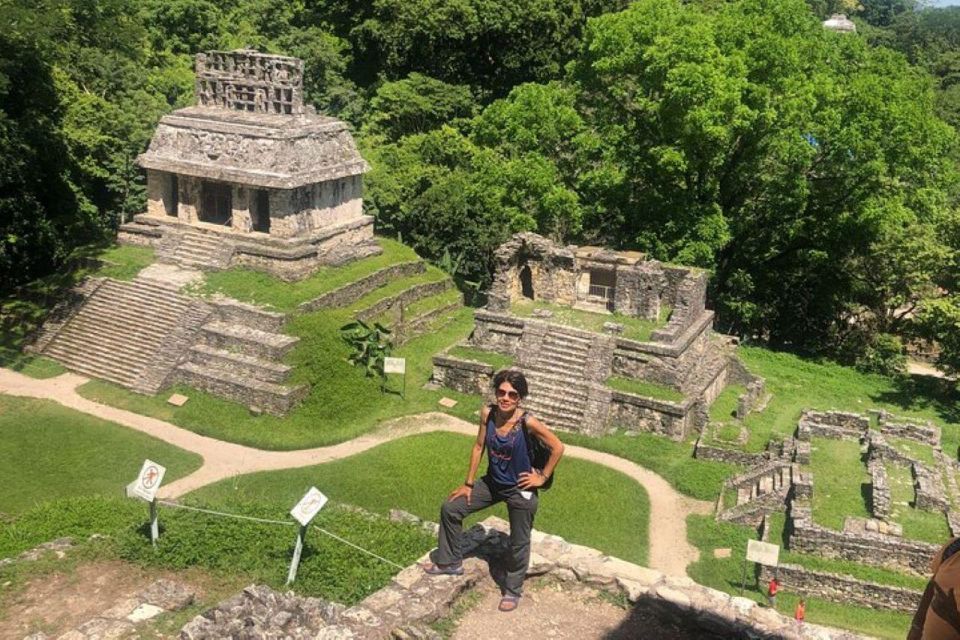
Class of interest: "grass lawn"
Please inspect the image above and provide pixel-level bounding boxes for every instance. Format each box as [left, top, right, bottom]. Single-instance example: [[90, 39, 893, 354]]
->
[[446, 346, 515, 370], [886, 463, 951, 544], [196, 238, 421, 312], [510, 299, 666, 343], [809, 437, 870, 531], [0, 395, 202, 515], [686, 515, 913, 639], [709, 384, 745, 422], [187, 431, 651, 566], [0, 355, 67, 379], [605, 376, 685, 403], [92, 244, 155, 281], [735, 347, 960, 453], [0, 496, 432, 605], [561, 431, 734, 501]]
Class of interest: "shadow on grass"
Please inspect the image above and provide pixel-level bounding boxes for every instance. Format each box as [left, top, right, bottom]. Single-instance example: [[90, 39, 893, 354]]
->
[[871, 374, 960, 427]]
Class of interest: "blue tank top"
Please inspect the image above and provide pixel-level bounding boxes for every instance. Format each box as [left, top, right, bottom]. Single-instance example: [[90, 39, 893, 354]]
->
[[485, 409, 532, 487]]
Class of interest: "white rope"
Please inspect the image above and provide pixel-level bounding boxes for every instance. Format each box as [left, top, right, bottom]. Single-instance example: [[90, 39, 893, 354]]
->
[[312, 526, 406, 570], [156, 500, 294, 526], [155, 500, 408, 570]]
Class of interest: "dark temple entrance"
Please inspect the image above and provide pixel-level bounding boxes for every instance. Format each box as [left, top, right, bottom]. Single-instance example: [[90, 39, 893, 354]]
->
[[199, 181, 232, 225]]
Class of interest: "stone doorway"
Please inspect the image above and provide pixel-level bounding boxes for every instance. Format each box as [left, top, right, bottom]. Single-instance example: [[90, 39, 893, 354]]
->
[[199, 181, 232, 226], [251, 189, 270, 233], [519, 264, 534, 299], [163, 175, 179, 217]]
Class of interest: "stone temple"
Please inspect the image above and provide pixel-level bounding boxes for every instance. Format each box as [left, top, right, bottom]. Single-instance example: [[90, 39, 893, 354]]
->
[[120, 49, 379, 280], [28, 50, 383, 415]]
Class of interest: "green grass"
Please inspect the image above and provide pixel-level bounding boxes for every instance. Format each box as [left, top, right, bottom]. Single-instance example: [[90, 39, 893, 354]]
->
[[0, 354, 67, 379], [446, 346, 515, 370], [734, 346, 960, 453], [196, 238, 421, 312], [888, 436, 937, 467], [809, 437, 870, 530], [0, 395, 202, 515], [686, 515, 912, 640], [91, 244, 155, 281], [709, 384, 745, 422], [510, 299, 665, 342], [562, 431, 734, 501], [886, 463, 951, 544], [711, 422, 743, 444], [400, 288, 463, 320], [605, 376, 685, 402], [187, 431, 651, 566], [0, 496, 432, 605], [352, 267, 449, 316]]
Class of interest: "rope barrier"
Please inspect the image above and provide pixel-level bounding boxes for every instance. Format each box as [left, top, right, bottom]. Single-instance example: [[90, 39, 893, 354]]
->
[[312, 526, 407, 570], [154, 499, 408, 570]]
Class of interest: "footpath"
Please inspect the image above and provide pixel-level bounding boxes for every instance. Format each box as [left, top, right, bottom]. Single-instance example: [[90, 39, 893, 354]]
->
[[0, 368, 712, 577]]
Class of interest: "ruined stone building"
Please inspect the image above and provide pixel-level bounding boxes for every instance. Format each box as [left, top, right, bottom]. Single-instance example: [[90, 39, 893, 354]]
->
[[121, 49, 378, 280], [434, 233, 738, 438], [29, 50, 380, 414]]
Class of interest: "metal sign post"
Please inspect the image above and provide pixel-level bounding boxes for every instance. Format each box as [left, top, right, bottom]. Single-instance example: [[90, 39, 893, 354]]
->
[[384, 357, 407, 399], [127, 460, 167, 546], [287, 487, 329, 585]]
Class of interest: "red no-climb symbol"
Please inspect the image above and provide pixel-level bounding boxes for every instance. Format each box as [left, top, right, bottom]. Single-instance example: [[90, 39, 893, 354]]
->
[[142, 465, 160, 489], [299, 496, 322, 514]]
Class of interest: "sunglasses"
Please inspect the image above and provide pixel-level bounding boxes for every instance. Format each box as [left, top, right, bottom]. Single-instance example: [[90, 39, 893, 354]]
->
[[495, 388, 520, 401]]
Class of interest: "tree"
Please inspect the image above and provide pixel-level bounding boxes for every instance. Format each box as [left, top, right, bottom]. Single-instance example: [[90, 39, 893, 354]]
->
[[915, 296, 960, 380], [362, 74, 476, 143], [571, 0, 958, 357]]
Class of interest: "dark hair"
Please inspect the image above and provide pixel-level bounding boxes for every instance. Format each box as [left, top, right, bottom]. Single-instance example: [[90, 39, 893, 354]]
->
[[492, 369, 529, 399]]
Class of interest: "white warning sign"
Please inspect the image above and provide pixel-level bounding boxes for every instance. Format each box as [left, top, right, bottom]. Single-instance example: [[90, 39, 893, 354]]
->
[[131, 459, 166, 502], [746, 539, 780, 567], [291, 487, 328, 527]]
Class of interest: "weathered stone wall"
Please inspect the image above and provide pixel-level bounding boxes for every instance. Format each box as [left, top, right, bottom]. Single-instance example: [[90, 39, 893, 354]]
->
[[611, 314, 713, 388], [868, 432, 916, 467], [431, 355, 494, 396], [789, 501, 938, 574], [298, 261, 424, 312], [868, 458, 891, 520], [607, 390, 691, 440], [877, 412, 941, 447], [355, 279, 451, 322], [914, 462, 949, 512], [736, 379, 766, 419], [796, 410, 869, 442], [694, 437, 767, 465], [758, 563, 922, 613], [650, 269, 708, 344], [486, 233, 578, 311], [471, 310, 525, 355]]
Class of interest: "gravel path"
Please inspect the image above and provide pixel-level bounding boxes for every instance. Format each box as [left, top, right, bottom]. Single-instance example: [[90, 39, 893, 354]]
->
[[0, 368, 712, 576]]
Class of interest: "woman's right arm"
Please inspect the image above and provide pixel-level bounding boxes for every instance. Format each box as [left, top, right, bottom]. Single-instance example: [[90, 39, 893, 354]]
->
[[447, 405, 489, 505]]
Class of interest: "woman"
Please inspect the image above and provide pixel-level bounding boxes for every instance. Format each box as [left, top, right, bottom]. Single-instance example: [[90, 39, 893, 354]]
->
[[422, 369, 564, 612]]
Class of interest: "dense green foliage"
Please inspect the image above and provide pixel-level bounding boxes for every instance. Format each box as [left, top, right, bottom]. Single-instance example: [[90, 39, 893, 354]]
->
[[4, 0, 960, 371]]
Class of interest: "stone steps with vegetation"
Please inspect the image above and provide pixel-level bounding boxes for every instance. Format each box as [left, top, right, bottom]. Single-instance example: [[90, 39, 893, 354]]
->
[[379, 288, 464, 345], [175, 361, 308, 416], [159, 230, 234, 270], [41, 279, 192, 390], [353, 275, 453, 323], [199, 321, 299, 360], [298, 260, 426, 312], [186, 343, 292, 384]]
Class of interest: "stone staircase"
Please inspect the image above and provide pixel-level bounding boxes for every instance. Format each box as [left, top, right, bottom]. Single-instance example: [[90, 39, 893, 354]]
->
[[159, 229, 234, 270], [174, 303, 307, 415], [40, 278, 195, 392], [718, 461, 793, 526], [523, 327, 593, 431]]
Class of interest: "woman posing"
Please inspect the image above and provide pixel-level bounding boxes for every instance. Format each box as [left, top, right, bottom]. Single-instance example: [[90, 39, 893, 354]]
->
[[422, 369, 565, 612]]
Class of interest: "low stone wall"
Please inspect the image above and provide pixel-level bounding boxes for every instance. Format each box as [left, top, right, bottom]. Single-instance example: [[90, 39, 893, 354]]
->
[[471, 310, 525, 355], [431, 354, 494, 396], [796, 410, 869, 442], [736, 378, 766, 419], [789, 501, 937, 574], [914, 462, 949, 512], [868, 458, 891, 520], [694, 438, 767, 466], [868, 432, 916, 467], [758, 563, 922, 613], [173, 366, 308, 416], [355, 279, 452, 323], [211, 298, 286, 333], [877, 411, 941, 447], [607, 390, 691, 440], [297, 261, 425, 312], [650, 270, 708, 344]]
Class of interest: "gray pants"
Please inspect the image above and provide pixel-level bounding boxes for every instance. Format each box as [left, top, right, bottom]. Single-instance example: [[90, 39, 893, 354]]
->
[[431, 476, 538, 596]]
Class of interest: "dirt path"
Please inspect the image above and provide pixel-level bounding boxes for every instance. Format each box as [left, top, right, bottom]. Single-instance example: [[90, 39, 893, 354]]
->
[[0, 368, 712, 576]]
